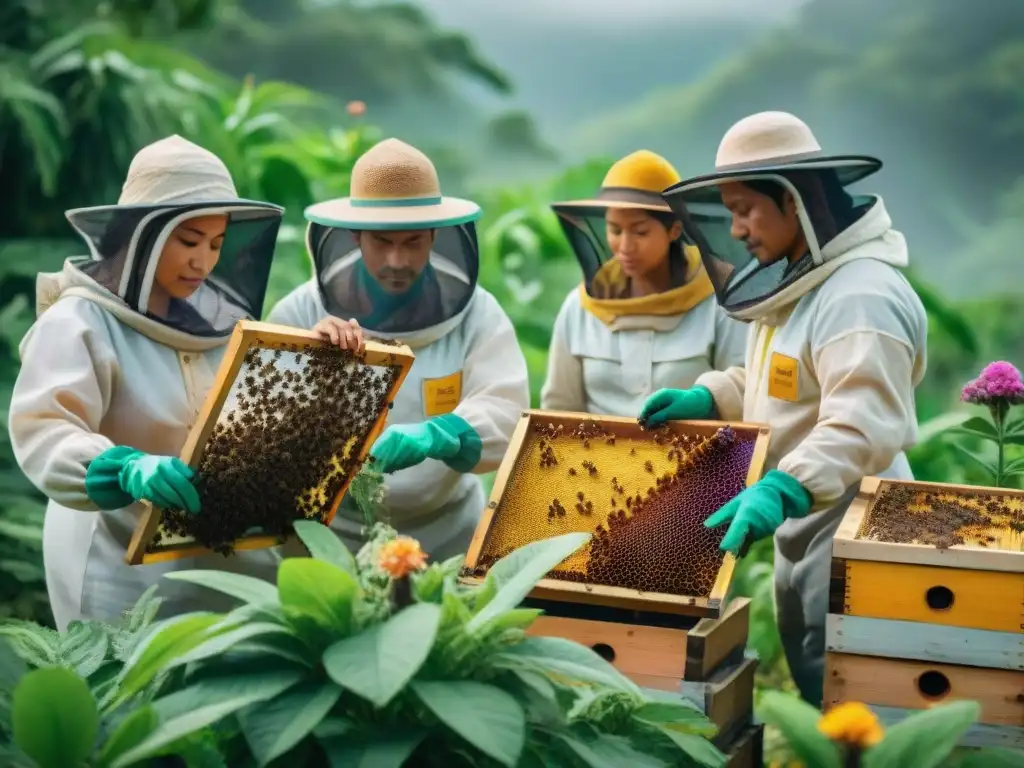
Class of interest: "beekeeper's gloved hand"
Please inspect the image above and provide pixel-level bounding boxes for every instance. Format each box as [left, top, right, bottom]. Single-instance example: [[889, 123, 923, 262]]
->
[[85, 445, 201, 514], [704, 470, 813, 554], [638, 386, 715, 428], [370, 414, 482, 474]]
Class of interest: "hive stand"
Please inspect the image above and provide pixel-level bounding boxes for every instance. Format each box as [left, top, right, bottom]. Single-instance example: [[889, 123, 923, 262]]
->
[[825, 476, 1024, 752], [461, 410, 772, 765]]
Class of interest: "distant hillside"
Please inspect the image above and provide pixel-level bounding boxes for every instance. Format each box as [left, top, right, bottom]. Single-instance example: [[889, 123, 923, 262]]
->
[[574, 0, 1024, 297]]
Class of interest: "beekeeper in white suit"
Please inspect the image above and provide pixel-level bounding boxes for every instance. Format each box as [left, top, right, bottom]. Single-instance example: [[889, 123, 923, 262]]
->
[[638, 112, 928, 706], [268, 138, 529, 561], [8, 135, 285, 631]]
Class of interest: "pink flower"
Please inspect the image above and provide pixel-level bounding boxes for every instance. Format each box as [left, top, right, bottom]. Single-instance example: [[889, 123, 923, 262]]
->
[[961, 361, 1024, 407]]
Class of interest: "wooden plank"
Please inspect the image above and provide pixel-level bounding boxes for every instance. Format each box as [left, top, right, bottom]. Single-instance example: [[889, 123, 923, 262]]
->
[[841, 558, 1024, 633], [826, 614, 1024, 670], [685, 598, 752, 681], [869, 706, 1024, 750], [126, 320, 414, 565], [824, 652, 1024, 727], [833, 477, 1024, 572], [681, 656, 758, 734], [725, 724, 764, 768]]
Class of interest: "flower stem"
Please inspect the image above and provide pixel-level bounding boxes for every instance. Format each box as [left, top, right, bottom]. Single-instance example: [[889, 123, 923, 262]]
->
[[844, 745, 862, 768], [992, 405, 1006, 486]]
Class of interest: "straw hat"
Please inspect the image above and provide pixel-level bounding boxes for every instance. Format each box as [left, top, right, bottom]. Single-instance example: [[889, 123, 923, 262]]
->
[[553, 150, 682, 213], [304, 138, 481, 231], [668, 111, 881, 195]]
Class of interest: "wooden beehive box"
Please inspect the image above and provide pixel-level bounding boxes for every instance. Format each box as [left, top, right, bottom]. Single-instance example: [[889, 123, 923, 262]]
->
[[825, 476, 1024, 750], [125, 320, 414, 565], [460, 409, 772, 751]]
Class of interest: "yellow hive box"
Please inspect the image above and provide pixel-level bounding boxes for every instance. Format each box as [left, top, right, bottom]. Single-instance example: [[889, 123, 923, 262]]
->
[[125, 320, 414, 565], [825, 475, 1024, 749]]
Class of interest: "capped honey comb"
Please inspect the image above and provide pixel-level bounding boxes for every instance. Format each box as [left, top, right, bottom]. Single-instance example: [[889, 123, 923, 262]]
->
[[125, 321, 414, 565], [464, 412, 769, 612], [857, 483, 1024, 551]]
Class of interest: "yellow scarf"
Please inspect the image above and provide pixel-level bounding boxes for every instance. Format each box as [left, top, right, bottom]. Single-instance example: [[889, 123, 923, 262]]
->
[[579, 245, 715, 326]]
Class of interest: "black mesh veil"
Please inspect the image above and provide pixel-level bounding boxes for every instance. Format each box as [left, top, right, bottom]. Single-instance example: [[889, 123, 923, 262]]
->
[[306, 222, 480, 335], [65, 202, 283, 337]]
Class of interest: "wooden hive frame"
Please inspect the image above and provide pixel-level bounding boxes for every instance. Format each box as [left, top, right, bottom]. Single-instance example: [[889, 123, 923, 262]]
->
[[462, 410, 772, 619], [125, 320, 414, 565]]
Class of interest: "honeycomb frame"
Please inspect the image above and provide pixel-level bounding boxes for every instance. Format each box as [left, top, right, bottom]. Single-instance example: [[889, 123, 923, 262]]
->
[[124, 320, 414, 565], [462, 410, 772, 619], [833, 476, 1024, 574]]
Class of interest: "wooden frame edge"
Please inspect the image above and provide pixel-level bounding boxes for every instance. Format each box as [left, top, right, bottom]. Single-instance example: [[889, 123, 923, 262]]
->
[[685, 597, 752, 681]]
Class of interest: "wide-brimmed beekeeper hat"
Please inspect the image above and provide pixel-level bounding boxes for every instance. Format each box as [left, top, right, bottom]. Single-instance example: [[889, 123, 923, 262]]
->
[[63, 134, 283, 339], [304, 138, 481, 230], [660, 111, 882, 319]]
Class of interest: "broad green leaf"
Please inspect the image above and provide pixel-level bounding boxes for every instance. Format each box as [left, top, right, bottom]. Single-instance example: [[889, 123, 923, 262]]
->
[[239, 680, 342, 767], [278, 558, 359, 639], [111, 671, 304, 767], [96, 706, 158, 767], [1001, 433, 1024, 446], [863, 700, 980, 768], [232, 632, 314, 667], [467, 533, 590, 632], [555, 730, 666, 768], [320, 732, 426, 768], [0, 638, 27, 689], [168, 622, 290, 669], [412, 680, 526, 767], [757, 692, 841, 768], [953, 416, 1000, 441], [493, 636, 640, 694], [293, 520, 357, 576], [948, 442, 998, 479], [12, 667, 99, 768], [482, 607, 543, 632], [655, 728, 727, 767], [1002, 455, 1024, 476], [164, 570, 280, 607], [323, 602, 441, 707], [632, 701, 717, 737], [116, 612, 223, 703], [946, 746, 1024, 767]]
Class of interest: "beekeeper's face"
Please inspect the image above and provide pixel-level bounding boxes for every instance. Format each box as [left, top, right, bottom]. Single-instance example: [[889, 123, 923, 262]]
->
[[155, 214, 228, 298], [720, 182, 805, 265], [356, 229, 435, 294]]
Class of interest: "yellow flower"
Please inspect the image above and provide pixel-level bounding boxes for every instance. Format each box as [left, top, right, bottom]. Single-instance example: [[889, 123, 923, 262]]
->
[[818, 702, 885, 748], [378, 536, 428, 578]]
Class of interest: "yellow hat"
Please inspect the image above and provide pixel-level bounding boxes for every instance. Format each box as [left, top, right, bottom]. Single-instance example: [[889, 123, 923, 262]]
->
[[553, 150, 682, 212]]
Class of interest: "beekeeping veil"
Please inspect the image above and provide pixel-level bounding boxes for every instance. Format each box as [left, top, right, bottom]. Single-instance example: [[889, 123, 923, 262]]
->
[[62, 135, 283, 338], [303, 138, 481, 338], [661, 111, 882, 322]]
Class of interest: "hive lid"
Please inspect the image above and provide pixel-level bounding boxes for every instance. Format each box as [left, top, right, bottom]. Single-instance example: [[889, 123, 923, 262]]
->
[[461, 410, 772, 619], [833, 476, 1024, 572], [125, 320, 414, 565]]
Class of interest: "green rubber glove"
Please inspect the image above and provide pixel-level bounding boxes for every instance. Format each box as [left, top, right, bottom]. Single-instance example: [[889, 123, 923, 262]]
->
[[638, 386, 715, 428], [85, 445, 200, 514], [704, 470, 813, 554], [370, 413, 483, 474]]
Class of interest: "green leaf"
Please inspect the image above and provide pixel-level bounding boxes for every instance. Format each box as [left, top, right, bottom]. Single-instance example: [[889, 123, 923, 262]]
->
[[1001, 433, 1024, 446], [239, 680, 342, 767], [110, 671, 304, 767], [632, 701, 717, 737], [12, 667, 99, 768], [953, 416, 1000, 441], [946, 746, 1024, 767], [163, 570, 280, 607], [323, 602, 441, 707], [492, 636, 640, 694], [1001, 455, 1024, 477], [320, 731, 427, 768], [0, 638, 27, 689], [947, 442, 998, 479], [863, 700, 980, 768], [467, 533, 590, 632], [757, 692, 841, 768], [95, 706, 158, 767], [293, 520, 357, 576], [60, 621, 110, 679], [654, 727, 727, 767], [555, 730, 666, 768], [169, 622, 290, 669], [278, 558, 359, 640], [411, 680, 526, 767]]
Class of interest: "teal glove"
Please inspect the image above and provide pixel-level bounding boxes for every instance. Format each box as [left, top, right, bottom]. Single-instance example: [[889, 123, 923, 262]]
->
[[85, 445, 200, 514], [704, 470, 813, 554], [638, 386, 715, 428], [370, 413, 483, 474]]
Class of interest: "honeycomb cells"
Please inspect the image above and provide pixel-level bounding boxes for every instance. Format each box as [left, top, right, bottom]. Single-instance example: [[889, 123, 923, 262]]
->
[[473, 418, 759, 598], [859, 483, 1024, 551], [152, 342, 401, 555]]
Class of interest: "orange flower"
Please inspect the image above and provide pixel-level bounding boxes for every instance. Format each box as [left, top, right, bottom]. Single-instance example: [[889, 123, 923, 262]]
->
[[378, 536, 428, 578], [346, 100, 366, 117], [818, 702, 885, 748]]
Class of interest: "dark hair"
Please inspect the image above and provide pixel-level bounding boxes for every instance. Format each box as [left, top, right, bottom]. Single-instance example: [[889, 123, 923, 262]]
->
[[744, 169, 857, 246], [643, 208, 688, 281]]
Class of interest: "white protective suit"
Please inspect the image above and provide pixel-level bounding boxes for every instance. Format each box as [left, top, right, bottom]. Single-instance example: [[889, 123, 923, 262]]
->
[[541, 289, 747, 416], [693, 198, 928, 702], [268, 280, 530, 561]]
